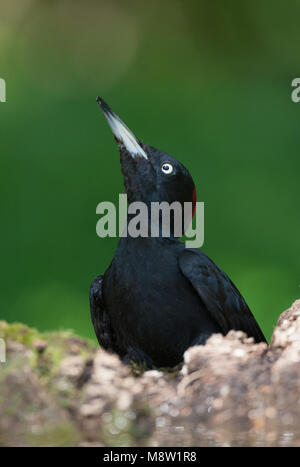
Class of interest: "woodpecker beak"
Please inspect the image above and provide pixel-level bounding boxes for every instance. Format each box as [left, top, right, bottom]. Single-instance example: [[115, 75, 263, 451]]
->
[[96, 97, 148, 160]]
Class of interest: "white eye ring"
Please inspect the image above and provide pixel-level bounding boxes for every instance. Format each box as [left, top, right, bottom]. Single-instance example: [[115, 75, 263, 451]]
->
[[161, 163, 173, 174]]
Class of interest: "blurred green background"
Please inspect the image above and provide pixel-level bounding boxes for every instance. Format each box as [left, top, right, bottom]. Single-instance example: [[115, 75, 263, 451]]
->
[[1, 0, 299, 343]]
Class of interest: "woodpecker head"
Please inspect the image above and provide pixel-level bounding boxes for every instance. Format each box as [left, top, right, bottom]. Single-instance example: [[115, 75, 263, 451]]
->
[[97, 97, 197, 232]]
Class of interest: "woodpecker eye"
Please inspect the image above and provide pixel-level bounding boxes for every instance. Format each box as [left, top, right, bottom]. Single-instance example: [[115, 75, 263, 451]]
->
[[161, 163, 173, 174]]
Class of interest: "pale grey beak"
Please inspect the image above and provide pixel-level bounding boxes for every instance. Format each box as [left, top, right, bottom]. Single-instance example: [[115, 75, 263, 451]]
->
[[96, 97, 148, 160]]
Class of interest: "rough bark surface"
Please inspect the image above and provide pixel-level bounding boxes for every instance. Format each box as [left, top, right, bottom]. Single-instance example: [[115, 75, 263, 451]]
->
[[1, 300, 300, 446]]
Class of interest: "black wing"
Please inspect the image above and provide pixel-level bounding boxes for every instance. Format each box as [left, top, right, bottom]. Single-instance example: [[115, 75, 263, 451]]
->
[[89, 275, 118, 352], [178, 249, 267, 343]]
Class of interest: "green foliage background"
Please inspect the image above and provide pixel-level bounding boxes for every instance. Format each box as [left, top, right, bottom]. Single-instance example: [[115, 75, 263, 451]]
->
[[1, 0, 299, 342]]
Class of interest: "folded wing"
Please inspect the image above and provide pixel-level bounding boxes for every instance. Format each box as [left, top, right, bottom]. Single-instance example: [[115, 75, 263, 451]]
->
[[179, 249, 267, 343]]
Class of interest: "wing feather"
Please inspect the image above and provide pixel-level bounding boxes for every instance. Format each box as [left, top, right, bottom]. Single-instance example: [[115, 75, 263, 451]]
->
[[89, 275, 118, 351], [179, 249, 267, 343]]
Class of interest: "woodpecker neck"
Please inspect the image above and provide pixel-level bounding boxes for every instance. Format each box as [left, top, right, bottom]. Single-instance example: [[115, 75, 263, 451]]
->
[[125, 200, 194, 239]]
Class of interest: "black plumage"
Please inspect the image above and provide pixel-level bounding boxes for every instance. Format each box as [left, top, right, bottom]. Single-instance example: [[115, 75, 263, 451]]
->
[[90, 98, 266, 368]]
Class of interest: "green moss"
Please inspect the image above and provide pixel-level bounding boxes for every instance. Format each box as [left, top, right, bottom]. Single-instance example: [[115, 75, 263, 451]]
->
[[129, 359, 181, 378], [25, 422, 78, 447], [129, 360, 148, 376], [0, 321, 95, 382], [0, 321, 41, 346], [0, 321, 94, 349]]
